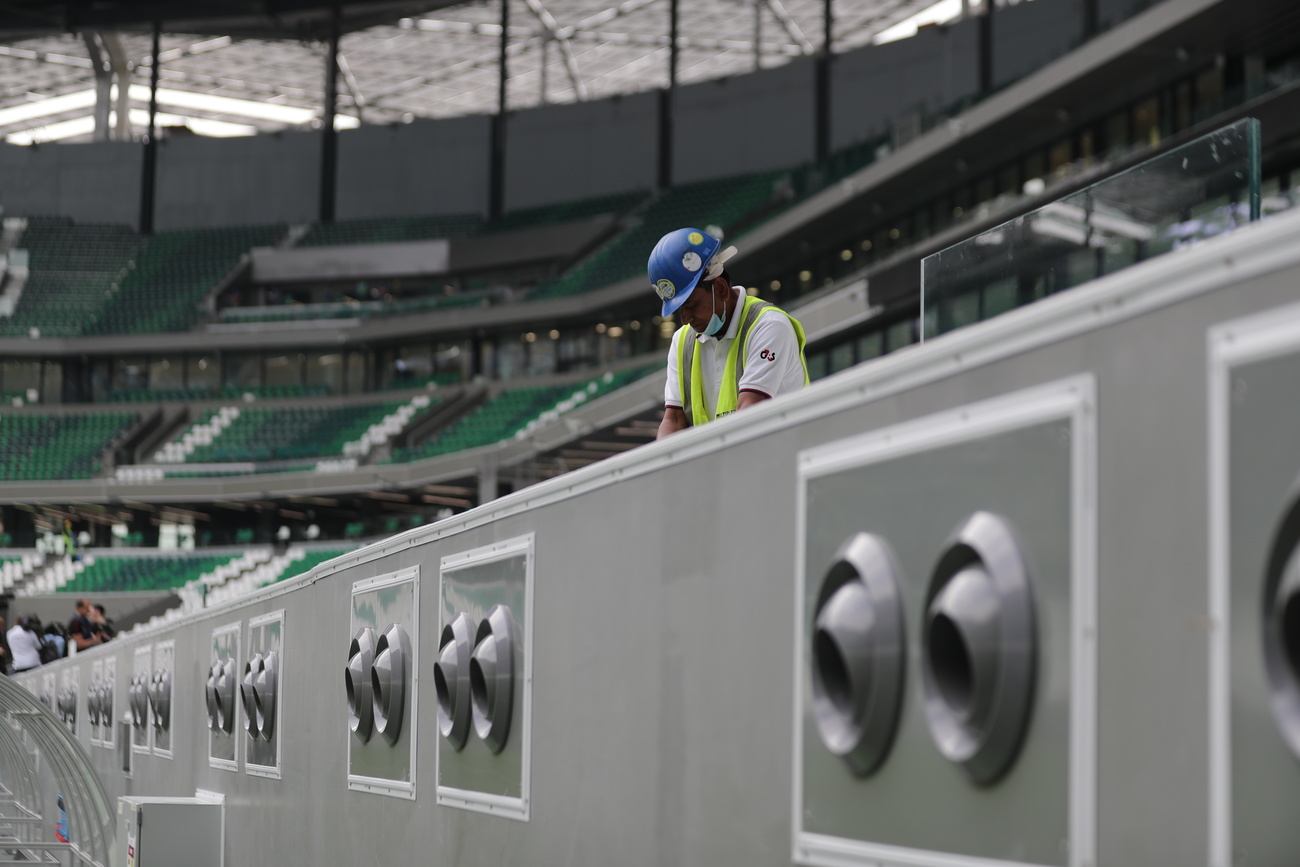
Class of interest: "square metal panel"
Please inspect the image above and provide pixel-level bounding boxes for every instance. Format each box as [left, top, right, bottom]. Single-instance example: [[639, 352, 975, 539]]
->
[[209, 621, 241, 772], [795, 377, 1096, 867], [246, 610, 284, 779], [347, 566, 419, 799], [435, 534, 534, 822], [1209, 301, 1300, 867]]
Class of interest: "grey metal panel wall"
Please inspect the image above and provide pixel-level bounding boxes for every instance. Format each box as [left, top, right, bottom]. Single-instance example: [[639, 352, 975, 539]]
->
[[20, 211, 1300, 866], [154, 131, 321, 230], [672, 58, 816, 184], [336, 115, 492, 219], [504, 92, 657, 211], [0, 141, 142, 228], [830, 20, 981, 150], [993, 0, 1087, 89]]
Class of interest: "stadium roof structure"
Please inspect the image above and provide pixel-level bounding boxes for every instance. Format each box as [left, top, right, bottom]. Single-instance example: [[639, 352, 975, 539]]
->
[[0, 0, 972, 145]]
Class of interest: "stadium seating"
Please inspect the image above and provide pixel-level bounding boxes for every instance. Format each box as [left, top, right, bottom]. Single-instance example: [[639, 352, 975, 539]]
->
[[0, 217, 139, 337], [390, 367, 655, 463], [165, 402, 407, 463], [89, 223, 285, 334], [297, 213, 483, 247], [50, 553, 238, 593], [0, 412, 138, 480], [527, 171, 788, 300]]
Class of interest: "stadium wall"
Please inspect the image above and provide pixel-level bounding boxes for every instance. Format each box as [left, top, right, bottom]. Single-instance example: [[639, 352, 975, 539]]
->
[[154, 130, 322, 230], [16, 208, 1300, 866], [504, 91, 658, 211], [0, 140, 141, 226], [337, 114, 493, 220]]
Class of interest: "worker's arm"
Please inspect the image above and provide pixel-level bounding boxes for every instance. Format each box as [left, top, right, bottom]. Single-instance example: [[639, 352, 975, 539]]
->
[[657, 406, 688, 439], [737, 390, 770, 411]]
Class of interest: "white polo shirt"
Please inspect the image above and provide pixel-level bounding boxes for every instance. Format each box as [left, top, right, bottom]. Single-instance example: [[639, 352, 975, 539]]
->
[[664, 288, 806, 421]]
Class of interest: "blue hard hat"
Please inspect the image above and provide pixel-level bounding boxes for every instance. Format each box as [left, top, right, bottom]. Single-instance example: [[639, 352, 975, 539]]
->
[[647, 228, 723, 318]]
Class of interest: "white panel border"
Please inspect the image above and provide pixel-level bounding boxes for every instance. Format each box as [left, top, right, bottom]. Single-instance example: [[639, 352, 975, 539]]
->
[[245, 609, 285, 780], [347, 565, 420, 800], [1206, 299, 1300, 867], [209, 620, 241, 772], [436, 533, 535, 822], [793, 374, 1097, 867]]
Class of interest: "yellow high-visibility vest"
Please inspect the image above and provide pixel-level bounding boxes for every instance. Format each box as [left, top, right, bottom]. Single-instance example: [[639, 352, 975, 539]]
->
[[675, 294, 808, 427]]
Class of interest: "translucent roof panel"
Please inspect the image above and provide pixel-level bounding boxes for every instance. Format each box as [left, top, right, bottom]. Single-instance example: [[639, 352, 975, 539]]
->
[[0, 0, 970, 143]]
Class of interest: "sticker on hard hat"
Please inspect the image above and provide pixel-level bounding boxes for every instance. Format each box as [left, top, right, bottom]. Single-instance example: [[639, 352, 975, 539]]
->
[[655, 279, 676, 300], [688, 232, 704, 245], [681, 252, 701, 272]]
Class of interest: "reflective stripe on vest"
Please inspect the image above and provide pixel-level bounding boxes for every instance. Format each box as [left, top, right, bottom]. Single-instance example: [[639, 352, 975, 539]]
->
[[675, 294, 808, 427]]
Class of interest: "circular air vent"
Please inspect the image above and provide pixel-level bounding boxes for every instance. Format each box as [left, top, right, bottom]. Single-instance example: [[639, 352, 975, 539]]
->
[[242, 654, 260, 737], [810, 532, 906, 776], [130, 675, 148, 729], [346, 627, 376, 743], [149, 669, 172, 732], [434, 612, 474, 751], [920, 511, 1036, 785], [253, 651, 278, 741], [1261, 492, 1300, 759], [372, 625, 408, 746], [208, 659, 237, 734], [469, 605, 517, 754]]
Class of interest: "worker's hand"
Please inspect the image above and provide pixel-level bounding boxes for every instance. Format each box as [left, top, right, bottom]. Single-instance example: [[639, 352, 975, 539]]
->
[[657, 406, 688, 439]]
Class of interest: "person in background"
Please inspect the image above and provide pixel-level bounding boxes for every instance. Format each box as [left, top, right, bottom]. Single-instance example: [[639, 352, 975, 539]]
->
[[91, 604, 115, 641], [42, 624, 66, 660], [0, 616, 10, 675], [67, 599, 102, 652], [7, 616, 42, 672]]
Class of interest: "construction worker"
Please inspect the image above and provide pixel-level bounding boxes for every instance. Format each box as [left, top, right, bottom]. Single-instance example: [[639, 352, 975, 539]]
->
[[649, 228, 808, 439]]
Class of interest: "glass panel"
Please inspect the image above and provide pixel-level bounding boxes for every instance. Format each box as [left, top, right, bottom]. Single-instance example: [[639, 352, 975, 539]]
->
[[113, 357, 148, 393], [307, 352, 345, 392], [189, 355, 219, 391], [264, 353, 302, 387], [149, 357, 183, 390], [922, 119, 1261, 340], [855, 331, 883, 362]]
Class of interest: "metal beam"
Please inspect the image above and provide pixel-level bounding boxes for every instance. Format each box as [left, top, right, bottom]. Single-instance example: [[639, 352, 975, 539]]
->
[[764, 0, 815, 54], [139, 21, 161, 235], [521, 0, 589, 100], [320, 4, 340, 223]]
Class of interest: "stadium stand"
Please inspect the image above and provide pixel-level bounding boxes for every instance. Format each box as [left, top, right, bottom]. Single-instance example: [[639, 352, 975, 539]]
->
[[527, 171, 789, 300], [0, 411, 138, 480], [390, 366, 656, 463], [165, 401, 408, 464], [39, 552, 238, 594], [0, 219, 284, 337]]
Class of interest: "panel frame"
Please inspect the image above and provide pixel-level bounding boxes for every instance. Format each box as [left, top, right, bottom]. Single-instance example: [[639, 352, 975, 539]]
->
[[434, 533, 536, 823], [1206, 299, 1300, 867], [347, 566, 420, 800], [792, 375, 1098, 867]]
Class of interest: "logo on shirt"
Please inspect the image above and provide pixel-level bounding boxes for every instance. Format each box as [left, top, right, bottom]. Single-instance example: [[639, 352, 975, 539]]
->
[[760, 349, 777, 361]]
